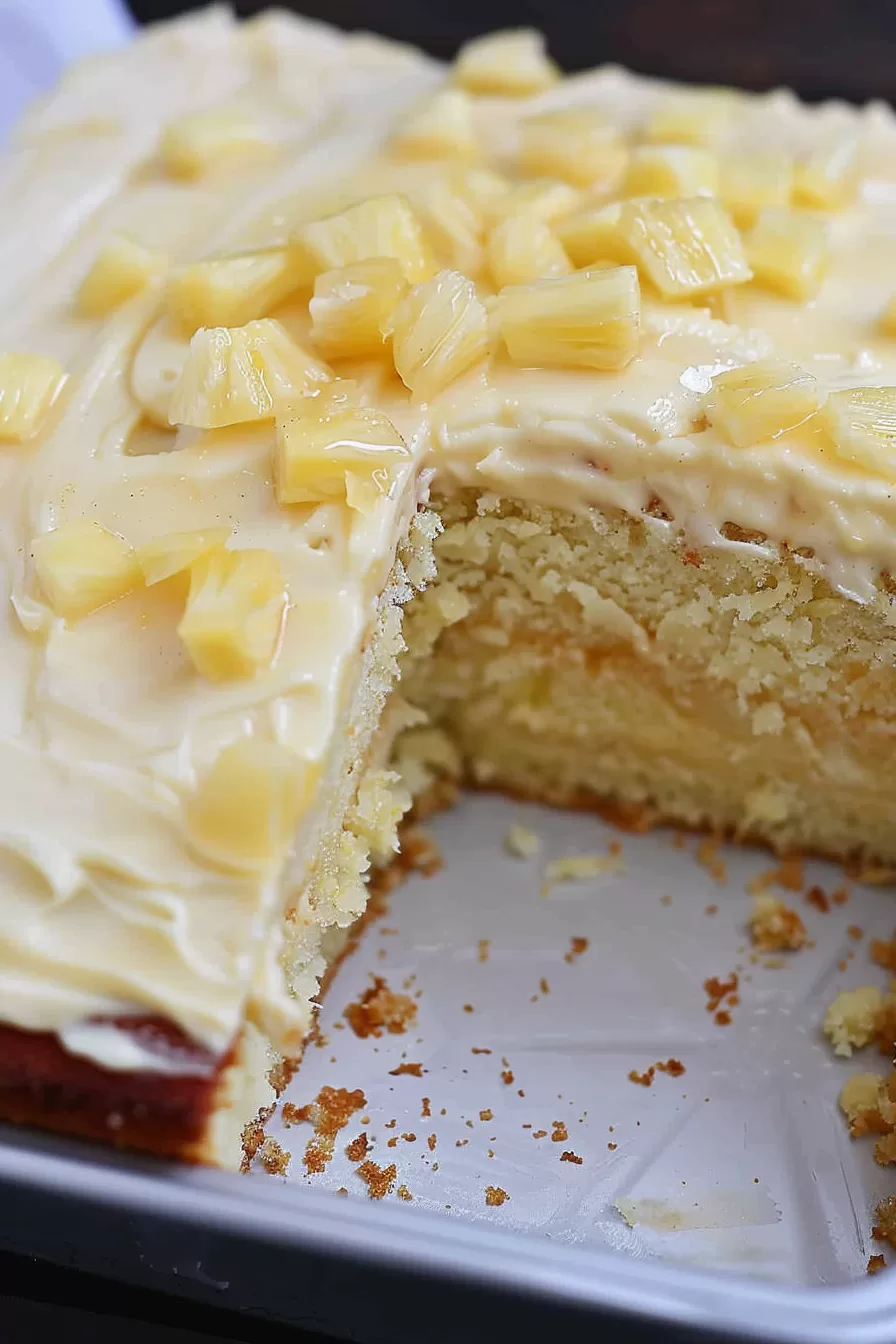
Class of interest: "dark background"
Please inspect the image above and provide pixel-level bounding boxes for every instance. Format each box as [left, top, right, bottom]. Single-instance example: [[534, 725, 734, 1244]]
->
[[129, 0, 896, 105]]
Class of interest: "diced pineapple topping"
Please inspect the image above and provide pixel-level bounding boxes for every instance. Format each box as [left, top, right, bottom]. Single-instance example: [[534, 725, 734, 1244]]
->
[[295, 195, 432, 285], [391, 89, 478, 160], [644, 89, 735, 147], [495, 265, 640, 371], [454, 166, 511, 213], [745, 208, 828, 300], [553, 200, 632, 268], [309, 258, 407, 359], [169, 319, 331, 429], [275, 406, 410, 511], [486, 178, 581, 226], [0, 353, 64, 442], [617, 197, 751, 298], [411, 179, 483, 276], [167, 248, 306, 333], [453, 28, 559, 97], [137, 527, 232, 586], [793, 138, 858, 210], [159, 106, 273, 180], [622, 145, 717, 199], [32, 521, 141, 620], [704, 359, 818, 447], [821, 387, 896, 475], [486, 213, 571, 289], [517, 109, 628, 189], [720, 152, 792, 228], [383, 269, 490, 401], [177, 544, 286, 681], [76, 235, 166, 318], [186, 739, 316, 873]]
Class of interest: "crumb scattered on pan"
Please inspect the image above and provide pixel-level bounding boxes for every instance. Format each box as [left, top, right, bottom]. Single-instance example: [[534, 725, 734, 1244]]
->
[[608, 1141, 618, 1151], [564, 936, 589, 964], [479, 1109, 493, 1122], [705, 904, 718, 916], [257, 1136, 290, 1175], [356, 1160, 397, 1199], [539, 977, 550, 995], [472, 1047, 492, 1055], [532, 1129, 547, 1139], [401, 823, 443, 876], [805, 885, 829, 912], [748, 856, 804, 895], [345, 1133, 369, 1162], [749, 894, 807, 952], [824, 986, 886, 1057], [874, 1197, 896, 1246], [832, 886, 850, 905], [504, 824, 541, 858], [344, 976, 417, 1038], [291, 1086, 367, 1174], [871, 933, 896, 971], [456, 1138, 469, 1147], [463, 1003, 474, 1013], [848, 924, 864, 942], [397, 1185, 413, 1201], [541, 851, 624, 894], [501, 1068, 514, 1085], [551, 1121, 569, 1142], [485, 1185, 509, 1206], [421, 1096, 431, 1118], [478, 938, 491, 962], [389, 1061, 424, 1076], [560, 1150, 583, 1164], [240, 1103, 275, 1173], [628, 1058, 686, 1086], [868, 1254, 887, 1275], [427, 1134, 437, 1151], [695, 837, 727, 884], [704, 972, 738, 1017]]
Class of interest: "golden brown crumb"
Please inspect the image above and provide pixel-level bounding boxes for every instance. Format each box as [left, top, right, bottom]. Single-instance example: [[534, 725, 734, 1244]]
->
[[560, 1150, 583, 1164], [402, 1132, 416, 1143], [356, 1160, 397, 1200], [456, 1139, 468, 1147], [389, 1062, 424, 1076], [704, 972, 739, 1014], [258, 1137, 290, 1176], [485, 1185, 509, 1207], [608, 1142, 618, 1151], [832, 886, 850, 906], [421, 1097, 431, 1117], [463, 1003, 474, 1013], [551, 1121, 569, 1142], [471, 1047, 492, 1055], [345, 1133, 370, 1162], [848, 924, 864, 941], [501, 1068, 514, 1085], [874, 1197, 896, 1246], [344, 976, 417, 1038], [387, 1136, 398, 1149], [427, 1134, 437, 1151], [705, 904, 718, 916], [629, 1058, 686, 1085], [868, 1254, 887, 1275], [532, 1130, 547, 1139], [564, 937, 589, 964], [478, 938, 491, 962], [696, 837, 727, 884], [539, 977, 550, 995], [715, 1010, 732, 1026], [805, 885, 829, 912], [240, 1103, 275, 1173], [682, 547, 702, 568], [479, 1109, 493, 1122], [397, 1185, 413, 1201], [871, 934, 896, 971], [749, 894, 807, 952], [293, 1086, 367, 1175]]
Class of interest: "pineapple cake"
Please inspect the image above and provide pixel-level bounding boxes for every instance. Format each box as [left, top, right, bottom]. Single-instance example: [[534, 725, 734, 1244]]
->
[[3, 8, 896, 1165]]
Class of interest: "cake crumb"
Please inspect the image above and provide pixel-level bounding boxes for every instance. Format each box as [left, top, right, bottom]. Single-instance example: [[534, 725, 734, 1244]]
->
[[848, 924, 864, 941], [240, 1103, 275, 1173], [749, 894, 807, 952], [258, 1137, 290, 1176], [871, 934, 896, 971], [344, 977, 417, 1039], [832, 886, 850, 906], [541, 852, 623, 894], [479, 1109, 493, 1122], [345, 1133, 369, 1163], [471, 1047, 492, 1055], [501, 1068, 514, 1085], [477, 938, 491, 962], [463, 1003, 474, 1013], [868, 1254, 887, 1275], [551, 1121, 569, 1142], [629, 1058, 686, 1085], [397, 1184, 413, 1201], [564, 936, 589, 964], [421, 1096, 432, 1118], [705, 904, 718, 916], [874, 1197, 896, 1247], [456, 1139, 468, 1147], [427, 1134, 437, 1151], [532, 1130, 547, 1139], [539, 977, 550, 995], [805, 885, 829, 912], [485, 1185, 509, 1207], [504, 824, 541, 858], [356, 1160, 397, 1200], [389, 1062, 424, 1076], [824, 986, 885, 1057], [294, 1086, 367, 1175], [560, 1150, 583, 1164], [401, 823, 443, 877], [704, 972, 738, 1015], [696, 837, 727, 884]]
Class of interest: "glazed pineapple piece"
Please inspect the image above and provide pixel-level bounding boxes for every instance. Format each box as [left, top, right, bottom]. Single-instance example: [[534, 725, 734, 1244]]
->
[[486, 178, 580, 226], [720, 153, 793, 228], [794, 138, 858, 209], [275, 405, 410, 511], [76, 236, 166, 318], [517, 109, 628, 190], [295, 195, 433, 285], [309, 258, 407, 359], [0, 353, 64, 442], [383, 269, 490, 400], [553, 200, 632, 269], [159, 106, 274, 179], [822, 387, 896, 475], [486, 214, 571, 289], [495, 265, 640, 371], [453, 28, 559, 96], [169, 319, 331, 428], [167, 249, 306, 332], [391, 89, 479, 160], [177, 544, 287, 682], [137, 528, 232, 586], [411, 179, 483, 276], [745, 208, 828, 300], [622, 145, 717, 199], [32, 521, 141, 620], [617, 197, 751, 298], [705, 360, 819, 447], [644, 89, 735, 147]]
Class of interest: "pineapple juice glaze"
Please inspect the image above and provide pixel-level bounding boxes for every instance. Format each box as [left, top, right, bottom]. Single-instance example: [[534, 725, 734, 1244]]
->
[[6, 7, 896, 1072]]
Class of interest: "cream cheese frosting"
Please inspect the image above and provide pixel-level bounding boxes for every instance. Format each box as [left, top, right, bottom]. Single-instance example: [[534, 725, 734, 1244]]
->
[[5, 8, 896, 1071]]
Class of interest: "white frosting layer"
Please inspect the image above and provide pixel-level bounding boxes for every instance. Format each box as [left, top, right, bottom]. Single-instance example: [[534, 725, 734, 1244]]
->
[[4, 9, 896, 1071]]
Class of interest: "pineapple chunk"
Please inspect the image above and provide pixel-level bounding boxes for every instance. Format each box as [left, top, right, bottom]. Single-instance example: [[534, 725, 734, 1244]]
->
[[622, 144, 717, 199], [411, 179, 483, 275], [617, 197, 751, 299], [486, 178, 581, 226], [159, 106, 273, 180], [644, 89, 735, 147], [453, 28, 559, 97], [793, 139, 858, 210], [454, 166, 511, 213], [295, 195, 432, 285], [169, 319, 331, 429], [518, 109, 628, 190], [383, 269, 490, 401], [167, 248, 306, 333], [495, 265, 640, 371], [76, 235, 165, 318], [186, 738, 316, 873], [486, 214, 571, 289], [553, 200, 632, 268], [720, 152, 792, 228], [32, 521, 141, 620], [880, 294, 896, 337], [0, 352, 64, 442], [821, 387, 896, 475], [745, 208, 828, 300], [705, 359, 818, 447], [275, 406, 410, 510], [309, 258, 407, 359], [137, 527, 232, 586], [391, 89, 478, 160], [178, 544, 286, 681]]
